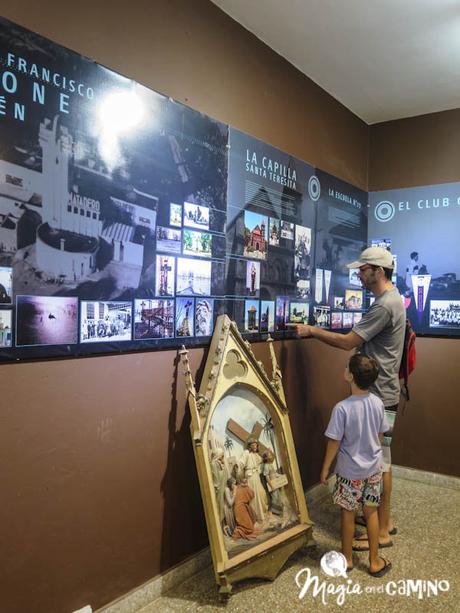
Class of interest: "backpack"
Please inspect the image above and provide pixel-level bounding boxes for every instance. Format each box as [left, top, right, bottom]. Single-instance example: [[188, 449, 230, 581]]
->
[[399, 317, 416, 401]]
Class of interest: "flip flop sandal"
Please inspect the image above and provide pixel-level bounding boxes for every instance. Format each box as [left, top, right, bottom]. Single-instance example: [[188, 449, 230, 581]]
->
[[352, 540, 394, 552], [369, 558, 392, 578]]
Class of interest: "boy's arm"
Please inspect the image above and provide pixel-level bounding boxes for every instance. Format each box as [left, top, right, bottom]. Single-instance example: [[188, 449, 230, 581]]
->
[[320, 437, 341, 484]]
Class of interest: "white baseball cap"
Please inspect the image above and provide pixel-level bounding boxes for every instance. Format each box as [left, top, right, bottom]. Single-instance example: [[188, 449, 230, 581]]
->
[[347, 246, 395, 270]]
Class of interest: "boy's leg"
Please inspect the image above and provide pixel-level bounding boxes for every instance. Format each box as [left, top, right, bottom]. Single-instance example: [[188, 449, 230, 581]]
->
[[341, 508, 356, 570], [332, 475, 359, 570], [363, 504, 386, 573]]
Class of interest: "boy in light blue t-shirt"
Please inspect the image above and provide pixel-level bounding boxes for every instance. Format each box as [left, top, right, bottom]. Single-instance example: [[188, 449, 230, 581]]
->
[[320, 354, 391, 578]]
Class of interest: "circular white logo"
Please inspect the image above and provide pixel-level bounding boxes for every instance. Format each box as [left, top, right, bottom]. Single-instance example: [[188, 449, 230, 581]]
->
[[320, 551, 348, 578], [308, 176, 321, 202], [374, 200, 395, 223]]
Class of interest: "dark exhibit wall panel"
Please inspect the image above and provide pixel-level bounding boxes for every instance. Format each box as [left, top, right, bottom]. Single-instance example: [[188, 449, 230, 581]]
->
[[369, 113, 460, 479]]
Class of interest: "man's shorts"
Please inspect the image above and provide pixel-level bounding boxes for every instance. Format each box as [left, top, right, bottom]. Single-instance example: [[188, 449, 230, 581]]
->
[[381, 403, 399, 473], [333, 472, 382, 511]]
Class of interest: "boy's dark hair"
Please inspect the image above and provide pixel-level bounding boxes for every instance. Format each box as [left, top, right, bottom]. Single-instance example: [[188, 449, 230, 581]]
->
[[349, 354, 379, 390]]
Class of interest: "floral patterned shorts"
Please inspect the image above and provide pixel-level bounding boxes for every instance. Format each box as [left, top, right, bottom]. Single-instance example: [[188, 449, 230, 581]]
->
[[333, 472, 382, 511]]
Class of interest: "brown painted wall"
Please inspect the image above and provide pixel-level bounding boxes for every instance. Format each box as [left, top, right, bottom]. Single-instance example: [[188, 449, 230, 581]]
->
[[369, 114, 460, 477], [2, 1, 458, 612], [1, 1, 367, 612]]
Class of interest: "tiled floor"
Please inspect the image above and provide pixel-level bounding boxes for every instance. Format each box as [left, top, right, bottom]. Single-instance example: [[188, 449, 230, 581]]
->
[[141, 476, 459, 612]]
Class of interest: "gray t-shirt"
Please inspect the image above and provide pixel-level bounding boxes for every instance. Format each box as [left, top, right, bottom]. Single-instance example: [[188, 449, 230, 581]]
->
[[352, 286, 405, 406], [325, 392, 389, 479]]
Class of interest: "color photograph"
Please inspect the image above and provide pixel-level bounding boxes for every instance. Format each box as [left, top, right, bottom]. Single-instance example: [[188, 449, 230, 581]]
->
[[0, 266, 12, 303], [183, 230, 213, 257], [243, 211, 268, 260], [343, 312, 353, 328], [260, 301, 275, 333], [331, 311, 343, 329], [134, 298, 174, 339], [0, 309, 12, 347], [345, 288, 363, 310], [246, 261, 260, 297], [176, 297, 195, 337], [170, 203, 182, 227], [16, 296, 78, 346], [275, 296, 289, 331], [289, 301, 309, 324], [155, 255, 175, 297], [244, 299, 259, 332], [80, 301, 132, 343]]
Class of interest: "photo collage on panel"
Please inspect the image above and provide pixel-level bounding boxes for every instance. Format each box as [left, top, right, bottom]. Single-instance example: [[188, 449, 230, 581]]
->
[[0, 17, 227, 360], [368, 183, 460, 337], [313, 170, 368, 332], [225, 129, 316, 338]]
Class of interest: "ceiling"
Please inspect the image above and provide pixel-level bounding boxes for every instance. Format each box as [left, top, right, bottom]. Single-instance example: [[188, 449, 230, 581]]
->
[[211, 0, 460, 124]]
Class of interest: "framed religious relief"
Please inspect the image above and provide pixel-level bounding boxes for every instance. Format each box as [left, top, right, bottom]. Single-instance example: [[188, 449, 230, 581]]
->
[[180, 315, 313, 594]]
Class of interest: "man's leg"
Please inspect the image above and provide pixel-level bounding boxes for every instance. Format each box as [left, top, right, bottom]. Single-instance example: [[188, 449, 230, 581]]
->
[[378, 468, 392, 538]]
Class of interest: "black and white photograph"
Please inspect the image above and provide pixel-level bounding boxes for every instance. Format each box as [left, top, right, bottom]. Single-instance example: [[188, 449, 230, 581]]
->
[[294, 225, 312, 280], [0, 266, 13, 303], [156, 227, 182, 254], [348, 269, 361, 286], [296, 279, 310, 299], [16, 295, 78, 346], [269, 218, 281, 246], [195, 298, 214, 337], [429, 300, 460, 329], [260, 300, 275, 333], [176, 297, 195, 337], [334, 296, 345, 309], [80, 301, 132, 343], [183, 230, 212, 257], [155, 255, 175, 297], [313, 305, 330, 329], [280, 221, 294, 240], [245, 261, 260, 297], [0, 309, 12, 347], [176, 257, 211, 296], [183, 202, 210, 230], [133, 298, 174, 339]]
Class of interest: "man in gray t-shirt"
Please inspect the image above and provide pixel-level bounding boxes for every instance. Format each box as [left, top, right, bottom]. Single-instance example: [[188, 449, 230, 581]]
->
[[289, 246, 405, 550]]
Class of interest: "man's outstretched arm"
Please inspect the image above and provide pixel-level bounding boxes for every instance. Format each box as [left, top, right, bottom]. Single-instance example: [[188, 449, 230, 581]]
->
[[287, 324, 363, 351]]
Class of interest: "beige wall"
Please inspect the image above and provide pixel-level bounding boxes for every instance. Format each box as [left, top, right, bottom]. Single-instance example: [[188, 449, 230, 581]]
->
[[1, 2, 458, 612]]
